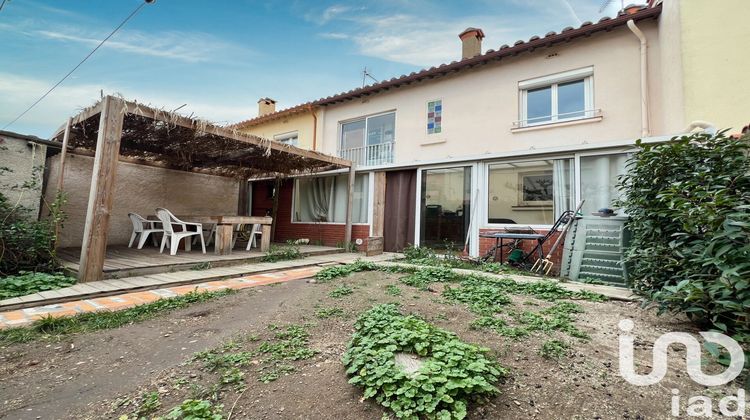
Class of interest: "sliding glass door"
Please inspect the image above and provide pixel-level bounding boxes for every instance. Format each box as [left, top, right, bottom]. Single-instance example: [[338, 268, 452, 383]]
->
[[419, 167, 471, 250]]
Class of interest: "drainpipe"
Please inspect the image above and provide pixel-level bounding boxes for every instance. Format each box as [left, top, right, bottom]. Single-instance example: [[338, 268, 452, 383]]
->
[[308, 104, 317, 151], [683, 120, 717, 135], [627, 19, 650, 137]]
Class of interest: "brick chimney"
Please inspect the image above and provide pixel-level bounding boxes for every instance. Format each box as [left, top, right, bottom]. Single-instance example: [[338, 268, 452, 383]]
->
[[258, 97, 276, 116], [458, 27, 485, 60]]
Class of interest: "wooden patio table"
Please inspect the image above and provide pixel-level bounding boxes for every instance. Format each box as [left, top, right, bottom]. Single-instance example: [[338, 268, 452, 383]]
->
[[178, 215, 272, 255]]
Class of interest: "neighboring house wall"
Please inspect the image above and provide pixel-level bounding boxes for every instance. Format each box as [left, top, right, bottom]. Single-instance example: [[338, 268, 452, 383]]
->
[[239, 112, 316, 150], [679, 0, 750, 132], [44, 154, 239, 248], [0, 134, 46, 219], [318, 21, 662, 164]]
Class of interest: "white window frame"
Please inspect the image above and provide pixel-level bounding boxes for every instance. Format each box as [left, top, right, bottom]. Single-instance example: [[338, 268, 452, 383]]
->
[[274, 131, 299, 146], [290, 173, 371, 226], [414, 162, 479, 256], [482, 156, 575, 230], [338, 111, 397, 151], [518, 66, 594, 127]]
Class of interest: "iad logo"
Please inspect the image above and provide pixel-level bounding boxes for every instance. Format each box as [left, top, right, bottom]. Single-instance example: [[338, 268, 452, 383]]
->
[[618, 319, 747, 417]]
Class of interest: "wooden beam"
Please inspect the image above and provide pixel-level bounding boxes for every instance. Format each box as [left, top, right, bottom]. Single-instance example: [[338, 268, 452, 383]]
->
[[344, 165, 356, 245], [56, 118, 72, 193], [122, 100, 352, 168], [50, 101, 104, 139], [78, 96, 125, 283], [372, 171, 386, 237]]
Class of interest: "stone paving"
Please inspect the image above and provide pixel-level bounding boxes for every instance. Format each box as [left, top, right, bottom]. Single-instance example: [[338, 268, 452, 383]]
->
[[0, 266, 322, 329]]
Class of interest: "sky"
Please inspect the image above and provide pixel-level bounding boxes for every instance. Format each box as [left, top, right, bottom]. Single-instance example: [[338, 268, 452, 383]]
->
[[0, 0, 640, 137]]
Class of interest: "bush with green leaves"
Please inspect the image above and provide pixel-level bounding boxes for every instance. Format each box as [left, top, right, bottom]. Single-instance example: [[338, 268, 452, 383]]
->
[[342, 304, 507, 419], [0, 191, 67, 275], [0, 271, 76, 299], [618, 131, 750, 344]]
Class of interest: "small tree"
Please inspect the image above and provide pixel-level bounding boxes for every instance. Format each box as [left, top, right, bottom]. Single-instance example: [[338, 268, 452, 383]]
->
[[618, 131, 750, 344]]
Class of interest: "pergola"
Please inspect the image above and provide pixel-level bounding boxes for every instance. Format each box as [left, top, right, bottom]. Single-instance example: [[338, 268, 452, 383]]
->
[[51, 95, 354, 282]]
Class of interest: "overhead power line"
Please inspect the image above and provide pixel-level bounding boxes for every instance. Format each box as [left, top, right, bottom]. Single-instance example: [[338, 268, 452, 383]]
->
[[2, 0, 154, 130]]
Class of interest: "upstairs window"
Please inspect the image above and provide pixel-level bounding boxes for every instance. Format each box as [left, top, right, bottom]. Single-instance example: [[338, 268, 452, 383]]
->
[[519, 67, 593, 127], [274, 131, 299, 147]]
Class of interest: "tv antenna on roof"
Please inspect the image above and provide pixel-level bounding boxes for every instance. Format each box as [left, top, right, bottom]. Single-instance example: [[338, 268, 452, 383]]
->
[[362, 67, 379, 87], [599, 0, 625, 13]]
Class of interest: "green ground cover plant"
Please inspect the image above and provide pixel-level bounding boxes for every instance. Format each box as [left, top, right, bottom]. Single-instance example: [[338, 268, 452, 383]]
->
[[0, 289, 235, 344], [343, 304, 507, 419], [315, 306, 345, 318], [328, 284, 354, 298], [618, 131, 750, 348], [260, 241, 302, 262], [539, 339, 571, 360], [0, 271, 76, 299]]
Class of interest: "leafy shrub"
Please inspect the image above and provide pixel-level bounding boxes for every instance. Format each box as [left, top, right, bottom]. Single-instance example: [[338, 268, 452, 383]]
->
[[385, 284, 402, 296], [618, 132, 750, 344], [0, 271, 76, 299], [343, 304, 507, 419], [261, 241, 302, 262], [0, 192, 67, 275]]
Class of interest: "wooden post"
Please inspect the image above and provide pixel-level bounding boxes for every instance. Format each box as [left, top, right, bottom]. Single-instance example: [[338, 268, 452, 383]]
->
[[344, 165, 356, 246], [53, 117, 72, 246], [78, 96, 125, 282], [237, 180, 250, 216], [372, 172, 386, 237], [270, 177, 281, 242]]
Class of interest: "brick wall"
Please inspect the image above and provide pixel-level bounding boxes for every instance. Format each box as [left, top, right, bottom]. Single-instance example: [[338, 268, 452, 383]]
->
[[252, 180, 370, 248], [478, 228, 565, 275]]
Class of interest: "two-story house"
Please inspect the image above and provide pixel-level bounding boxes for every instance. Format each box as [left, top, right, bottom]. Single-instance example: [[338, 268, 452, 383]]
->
[[233, 0, 749, 267]]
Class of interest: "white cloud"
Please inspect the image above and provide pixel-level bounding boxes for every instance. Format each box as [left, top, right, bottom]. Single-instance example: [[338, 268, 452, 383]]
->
[[0, 73, 253, 136], [321, 5, 353, 23], [330, 14, 524, 67], [33, 28, 250, 63], [318, 32, 350, 40]]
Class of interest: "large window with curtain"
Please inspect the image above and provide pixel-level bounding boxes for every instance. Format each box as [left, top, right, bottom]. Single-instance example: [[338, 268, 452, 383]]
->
[[486, 159, 574, 225], [579, 153, 629, 216], [293, 174, 369, 224]]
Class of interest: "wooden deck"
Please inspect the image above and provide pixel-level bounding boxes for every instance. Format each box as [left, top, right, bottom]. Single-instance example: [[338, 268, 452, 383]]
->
[[58, 244, 344, 279]]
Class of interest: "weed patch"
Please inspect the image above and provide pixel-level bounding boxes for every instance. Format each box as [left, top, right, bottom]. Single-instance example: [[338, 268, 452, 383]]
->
[[328, 285, 354, 299], [315, 306, 345, 318], [343, 304, 507, 419], [314, 259, 377, 282], [539, 339, 570, 360], [385, 284, 402, 296], [261, 242, 302, 263]]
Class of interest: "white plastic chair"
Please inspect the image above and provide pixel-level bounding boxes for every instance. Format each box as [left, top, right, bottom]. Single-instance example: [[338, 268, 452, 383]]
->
[[155, 208, 206, 255], [127, 213, 163, 249], [246, 223, 262, 251]]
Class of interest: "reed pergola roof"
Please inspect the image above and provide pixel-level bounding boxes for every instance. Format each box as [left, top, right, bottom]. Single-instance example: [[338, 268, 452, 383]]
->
[[52, 97, 351, 178], [51, 96, 356, 284]]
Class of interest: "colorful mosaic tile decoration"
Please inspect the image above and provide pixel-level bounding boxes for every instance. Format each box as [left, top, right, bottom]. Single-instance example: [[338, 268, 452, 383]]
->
[[427, 99, 442, 134]]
